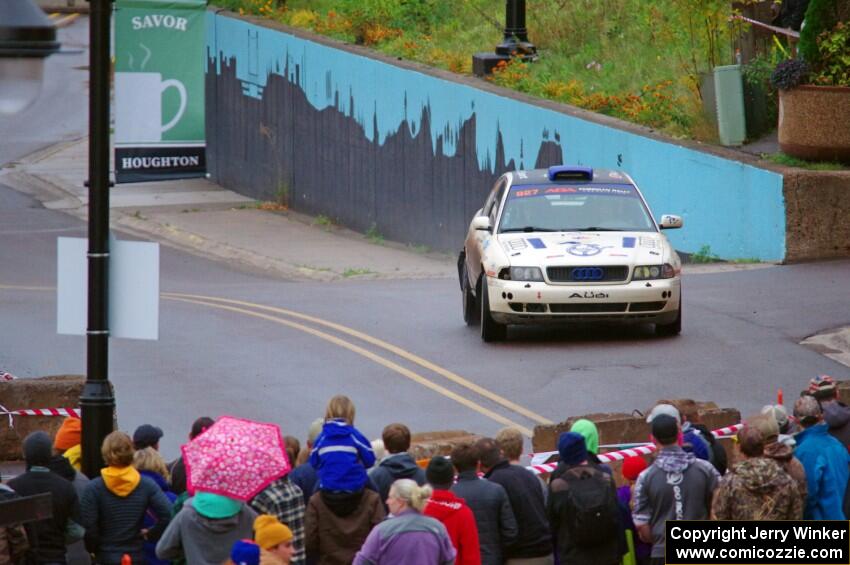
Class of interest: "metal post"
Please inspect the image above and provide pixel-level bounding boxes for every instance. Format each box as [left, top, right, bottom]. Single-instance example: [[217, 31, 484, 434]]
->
[[81, 0, 114, 479], [503, 0, 529, 43]]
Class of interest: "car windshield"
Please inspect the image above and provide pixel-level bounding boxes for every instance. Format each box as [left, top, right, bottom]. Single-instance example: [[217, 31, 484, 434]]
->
[[498, 183, 657, 233]]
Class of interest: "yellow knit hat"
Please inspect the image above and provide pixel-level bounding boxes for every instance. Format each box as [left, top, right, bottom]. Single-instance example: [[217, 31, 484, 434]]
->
[[254, 514, 292, 550]]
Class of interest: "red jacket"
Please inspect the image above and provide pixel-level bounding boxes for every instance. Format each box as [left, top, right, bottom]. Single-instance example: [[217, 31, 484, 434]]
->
[[424, 489, 481, 565]]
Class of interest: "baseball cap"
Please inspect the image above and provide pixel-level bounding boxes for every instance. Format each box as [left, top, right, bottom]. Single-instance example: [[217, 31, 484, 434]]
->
[[133, 424, 163, 449], [794, 395, 822, 425], [808, 375, 837, 400], [646, 403, 681, 424]]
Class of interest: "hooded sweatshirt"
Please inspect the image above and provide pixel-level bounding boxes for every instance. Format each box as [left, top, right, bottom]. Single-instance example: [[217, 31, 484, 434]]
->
[[823, 401, 850, 450], [80, 467, 172, 565], [310, 420, 376, 492], [632, 446, 719, 558], [155, 496, 257, 565], [764, 441, 808, 501], [368, 452, 427, 508], [305, 488, 385, 565], [711, 457, 802, 520], [424, 489, 481, 565]]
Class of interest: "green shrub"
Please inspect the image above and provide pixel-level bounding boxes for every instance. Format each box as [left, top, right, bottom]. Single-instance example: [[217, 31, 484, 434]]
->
[[799, 0, 841, 62]]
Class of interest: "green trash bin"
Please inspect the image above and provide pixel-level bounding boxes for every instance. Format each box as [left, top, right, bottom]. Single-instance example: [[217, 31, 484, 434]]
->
[[713, 64, 747, 146]]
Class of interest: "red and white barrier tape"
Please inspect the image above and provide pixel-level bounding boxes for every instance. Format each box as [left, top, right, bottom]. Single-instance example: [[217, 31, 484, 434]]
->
[[527, 423, 744, 475], [1, 372, 17, 382], [0, 406, 80, 428]]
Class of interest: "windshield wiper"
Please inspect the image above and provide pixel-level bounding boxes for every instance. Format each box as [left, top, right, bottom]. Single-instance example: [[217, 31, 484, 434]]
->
[[500, 226, 559, 233]]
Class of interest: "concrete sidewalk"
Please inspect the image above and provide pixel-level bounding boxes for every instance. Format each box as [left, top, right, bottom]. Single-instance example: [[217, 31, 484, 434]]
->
[[1, 137, 457, 282]]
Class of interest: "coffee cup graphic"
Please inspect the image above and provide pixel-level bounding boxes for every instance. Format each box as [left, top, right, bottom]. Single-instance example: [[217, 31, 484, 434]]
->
[[115, 72, 187, 142]]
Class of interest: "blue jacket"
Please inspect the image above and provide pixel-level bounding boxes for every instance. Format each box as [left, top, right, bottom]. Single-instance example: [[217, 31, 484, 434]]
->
[[310, 419, 376, 492], [140, 470, 177, 565], [682, 423, 711, 462], [795, 423, 850, 520]]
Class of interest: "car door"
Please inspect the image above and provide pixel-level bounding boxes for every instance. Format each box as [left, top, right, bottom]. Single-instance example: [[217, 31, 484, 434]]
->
[[466, 176, 507, 286]]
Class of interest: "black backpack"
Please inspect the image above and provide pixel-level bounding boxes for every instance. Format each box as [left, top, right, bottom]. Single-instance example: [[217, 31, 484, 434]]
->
[[558, 467, 620, 547]]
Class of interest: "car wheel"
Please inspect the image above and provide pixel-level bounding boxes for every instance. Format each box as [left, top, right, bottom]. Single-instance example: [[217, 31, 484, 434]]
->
[[462, 263, 479, 326], [656, 294, 682, 337], [480, 278, 507, 342]]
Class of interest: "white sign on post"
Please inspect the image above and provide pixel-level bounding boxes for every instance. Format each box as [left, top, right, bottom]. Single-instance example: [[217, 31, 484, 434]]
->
[[57, 237, 160, 340]]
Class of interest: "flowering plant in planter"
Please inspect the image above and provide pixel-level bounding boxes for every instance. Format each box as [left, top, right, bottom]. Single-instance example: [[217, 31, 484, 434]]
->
[[768, 0, 850, 163]]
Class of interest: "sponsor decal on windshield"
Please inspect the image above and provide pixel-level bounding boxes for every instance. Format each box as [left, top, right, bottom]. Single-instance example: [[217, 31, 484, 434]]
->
[[509, 184, 637, 199]]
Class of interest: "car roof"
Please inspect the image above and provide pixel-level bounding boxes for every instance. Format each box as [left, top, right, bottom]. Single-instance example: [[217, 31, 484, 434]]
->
[[506, 166, 633, 186]]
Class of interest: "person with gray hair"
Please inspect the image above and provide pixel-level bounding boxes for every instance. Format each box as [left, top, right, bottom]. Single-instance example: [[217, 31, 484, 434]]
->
[[353, 479, 456, 565], [793, 395, 850, 519]]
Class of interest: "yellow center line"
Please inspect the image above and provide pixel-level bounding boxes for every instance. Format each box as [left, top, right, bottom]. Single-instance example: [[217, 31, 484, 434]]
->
[[54, 13, 81, 28], [164, 292, 554, 425], [0, 284, 550, 432], [165, 295, 534, 436]]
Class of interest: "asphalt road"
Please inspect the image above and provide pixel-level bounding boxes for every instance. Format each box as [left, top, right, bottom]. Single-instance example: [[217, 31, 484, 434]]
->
[[1, 17, 849, 459], [0, 16, 88, 166]]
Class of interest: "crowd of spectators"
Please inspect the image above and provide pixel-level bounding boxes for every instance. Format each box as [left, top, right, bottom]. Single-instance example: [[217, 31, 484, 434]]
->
[[2, 375, 850, 565]]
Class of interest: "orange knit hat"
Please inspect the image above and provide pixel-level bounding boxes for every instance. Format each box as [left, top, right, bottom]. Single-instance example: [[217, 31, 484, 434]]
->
[[54, 417, 82, 450]]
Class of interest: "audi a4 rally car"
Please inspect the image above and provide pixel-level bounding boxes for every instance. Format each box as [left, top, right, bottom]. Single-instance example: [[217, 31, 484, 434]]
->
[[458, 165, 683, 342]]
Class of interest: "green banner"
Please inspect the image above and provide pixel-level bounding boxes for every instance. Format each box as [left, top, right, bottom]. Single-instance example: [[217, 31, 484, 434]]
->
[[114, 0, 206, 183]]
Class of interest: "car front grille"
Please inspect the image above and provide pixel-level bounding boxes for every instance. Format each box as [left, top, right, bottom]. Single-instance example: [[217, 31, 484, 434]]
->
[[549, 303, 629, 313], [547, 266, 629, 282]]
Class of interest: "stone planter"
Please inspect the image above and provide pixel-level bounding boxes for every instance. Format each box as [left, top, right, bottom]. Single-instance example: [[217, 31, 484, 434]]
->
[[779, 85, 850, 163]]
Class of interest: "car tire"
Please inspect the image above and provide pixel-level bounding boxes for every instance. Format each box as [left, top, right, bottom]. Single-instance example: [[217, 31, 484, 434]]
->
[[462, 263, 479, 326], [655, 293, 682, 336], [480, 278, 507, 342]]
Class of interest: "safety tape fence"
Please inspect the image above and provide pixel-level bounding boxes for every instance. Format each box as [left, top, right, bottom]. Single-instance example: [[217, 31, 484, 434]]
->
[[527, 423, 744, 475], [0, 407, 80, 427]]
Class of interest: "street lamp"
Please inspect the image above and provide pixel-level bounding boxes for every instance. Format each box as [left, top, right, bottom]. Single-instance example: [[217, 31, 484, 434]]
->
[[0, 0, 59, 114], [472, 0, 538, 77], [80, 0, 115, 478]]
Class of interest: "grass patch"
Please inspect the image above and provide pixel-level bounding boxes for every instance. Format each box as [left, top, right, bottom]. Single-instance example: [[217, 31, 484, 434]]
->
[[313, 214, 334, 230], [365, 223, 384, 244], [730, 257, 762, 264], [213, 0, 743, 141], [689, 244, 720, 263], [342, 267, 375, 278], [762, 152, 846, 171]]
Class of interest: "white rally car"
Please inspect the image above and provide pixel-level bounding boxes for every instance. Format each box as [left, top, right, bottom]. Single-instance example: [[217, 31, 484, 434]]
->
[[458, 165, 683, 342]]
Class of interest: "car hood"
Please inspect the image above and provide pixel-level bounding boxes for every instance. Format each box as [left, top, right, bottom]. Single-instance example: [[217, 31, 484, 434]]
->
[[496, 231, 667, 265]]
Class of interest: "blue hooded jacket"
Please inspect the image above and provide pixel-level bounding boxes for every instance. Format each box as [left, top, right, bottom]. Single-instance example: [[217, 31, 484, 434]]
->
[[795, 423, 850, 520], [310, 419, 376, 492]]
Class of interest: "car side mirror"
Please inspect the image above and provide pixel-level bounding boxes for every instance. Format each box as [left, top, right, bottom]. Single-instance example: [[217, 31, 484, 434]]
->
[[472, 216, 491, 231], [659, 214, 683, 230]]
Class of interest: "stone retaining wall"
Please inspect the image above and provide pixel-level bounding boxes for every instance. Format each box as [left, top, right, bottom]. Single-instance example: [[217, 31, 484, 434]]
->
[[0, 376, 84, 461], [784, 170, 850, 262]]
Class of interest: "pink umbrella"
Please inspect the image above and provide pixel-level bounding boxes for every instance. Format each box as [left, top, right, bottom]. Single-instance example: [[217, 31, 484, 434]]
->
[[182, 415, 291, 501]]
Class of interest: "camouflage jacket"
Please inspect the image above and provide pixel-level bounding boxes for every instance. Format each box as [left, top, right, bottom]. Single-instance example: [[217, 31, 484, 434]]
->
[[711, 457, 803, 520]]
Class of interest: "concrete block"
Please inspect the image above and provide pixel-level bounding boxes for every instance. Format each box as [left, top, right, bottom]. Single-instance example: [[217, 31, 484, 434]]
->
[[0, 376, 84, 461], [409, 430, 480, 462], [531, 401, 740, 458], [784, 171, 850, 262]]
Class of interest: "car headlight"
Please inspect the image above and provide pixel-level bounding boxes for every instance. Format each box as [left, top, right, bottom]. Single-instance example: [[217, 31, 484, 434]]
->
[[508, 266, 544, 282], [633, 264, 675, 280]]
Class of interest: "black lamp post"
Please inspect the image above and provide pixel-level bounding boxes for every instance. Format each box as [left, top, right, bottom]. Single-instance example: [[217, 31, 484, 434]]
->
[[472, 0, 538, 77], [0, 0, 60, 114], [80, 0, 115, 479]]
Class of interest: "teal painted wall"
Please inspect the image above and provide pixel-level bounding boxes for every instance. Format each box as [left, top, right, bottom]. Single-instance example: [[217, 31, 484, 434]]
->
[[206, 12, 786, 261]]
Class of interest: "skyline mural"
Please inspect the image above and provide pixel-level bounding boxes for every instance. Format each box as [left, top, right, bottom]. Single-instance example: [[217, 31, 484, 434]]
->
[[206, 12, 787, 260]]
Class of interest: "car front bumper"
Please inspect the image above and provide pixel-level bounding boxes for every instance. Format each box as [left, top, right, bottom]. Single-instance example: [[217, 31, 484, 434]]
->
[[486, 276, 681, 325]]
